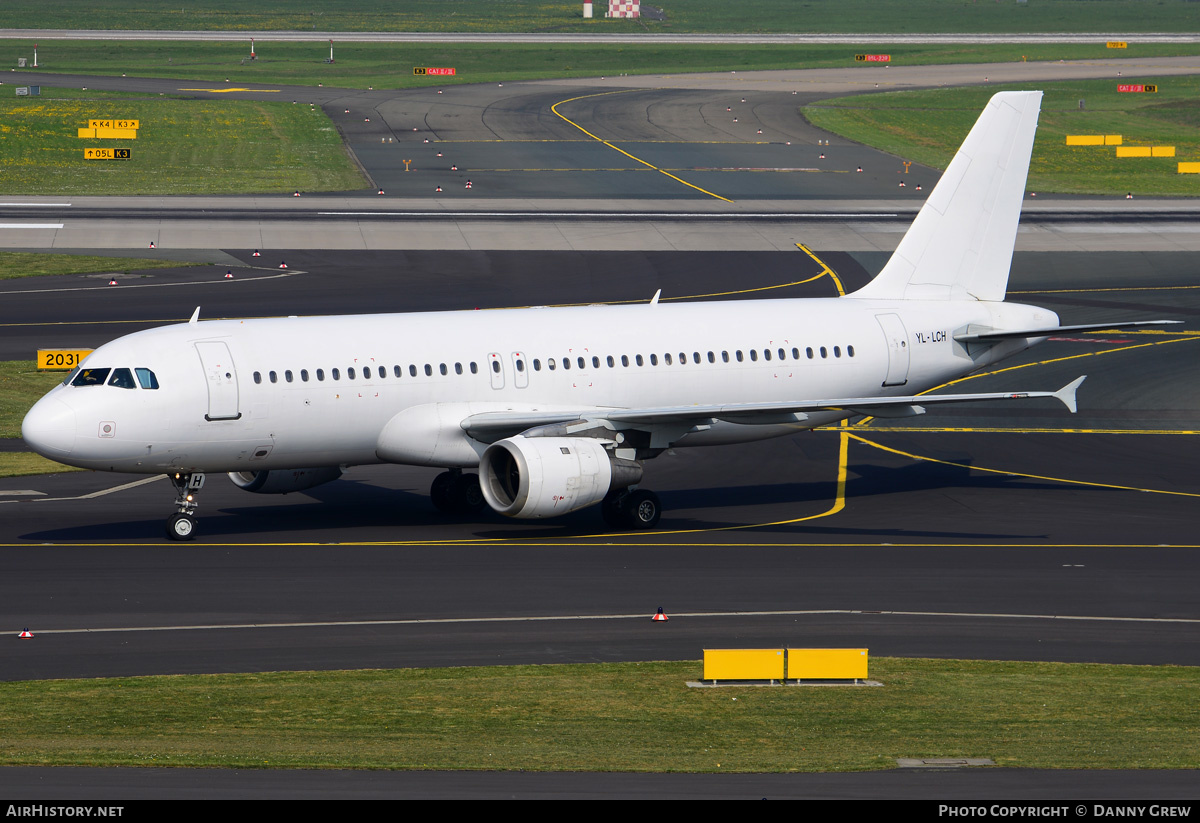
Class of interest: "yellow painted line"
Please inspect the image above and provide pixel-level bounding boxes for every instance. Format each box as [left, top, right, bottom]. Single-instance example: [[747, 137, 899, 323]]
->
[[820, 426, 1200, 435], [6, 541, 1200, 549], [178, 88, 280, 93], [551, 90, 734, 203], [846, 431, 1200, 499], [794, 243, 846, 295]]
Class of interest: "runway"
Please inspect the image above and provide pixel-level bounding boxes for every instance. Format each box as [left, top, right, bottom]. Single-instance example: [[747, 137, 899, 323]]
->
[[3, 247, 1198, 683]]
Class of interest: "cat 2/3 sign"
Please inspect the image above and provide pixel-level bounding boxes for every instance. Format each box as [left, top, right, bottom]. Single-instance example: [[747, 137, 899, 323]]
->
[[413, 67, 456, 76], [84, 148, 131, 160]]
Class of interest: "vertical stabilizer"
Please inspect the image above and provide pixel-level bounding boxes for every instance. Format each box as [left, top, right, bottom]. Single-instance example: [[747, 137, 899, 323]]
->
[[850, 91, 1042, 302]]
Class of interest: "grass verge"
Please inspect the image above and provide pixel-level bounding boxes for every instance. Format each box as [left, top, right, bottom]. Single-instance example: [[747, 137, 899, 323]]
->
[[0, 361, 71, 440], [0, 252, 202, 280], [0, 88, 366, 195], [4, 0, 1200, 34], [804, 78, 1200, 195], [9, 40, 1200, 90], [0, 658, 1196, 771]]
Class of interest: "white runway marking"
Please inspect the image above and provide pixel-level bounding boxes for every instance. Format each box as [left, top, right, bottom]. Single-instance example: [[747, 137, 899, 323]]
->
[[0, 223, 63, 229], [0, 269, 300, 295], [0, 475, 164, 505], [20, 608, 1200, 636]]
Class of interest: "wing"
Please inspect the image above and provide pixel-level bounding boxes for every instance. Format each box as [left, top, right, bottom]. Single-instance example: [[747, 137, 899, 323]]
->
[[461, 376, 1087, 443]]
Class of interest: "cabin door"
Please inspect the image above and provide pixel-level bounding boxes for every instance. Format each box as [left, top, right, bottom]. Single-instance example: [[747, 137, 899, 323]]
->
[[875, 313, 910, 387], [195, 340, 242, 420]]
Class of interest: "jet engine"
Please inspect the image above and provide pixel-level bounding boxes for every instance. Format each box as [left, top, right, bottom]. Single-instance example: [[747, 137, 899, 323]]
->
[[479, 435, 642, 519], [228, 466, 343, 494]]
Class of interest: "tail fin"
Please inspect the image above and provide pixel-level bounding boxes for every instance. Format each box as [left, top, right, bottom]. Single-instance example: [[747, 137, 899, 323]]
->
[[850, 91, 1042, 302]]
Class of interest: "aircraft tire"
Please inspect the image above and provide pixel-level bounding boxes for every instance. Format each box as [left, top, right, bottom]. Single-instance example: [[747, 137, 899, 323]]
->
[[166, 513, 197, 541], [430, 471, 456, 512], [622, 489, 662, 530]]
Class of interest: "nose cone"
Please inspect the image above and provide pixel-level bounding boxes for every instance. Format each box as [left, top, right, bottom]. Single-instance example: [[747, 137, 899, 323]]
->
[[22, 395, 76, 458]]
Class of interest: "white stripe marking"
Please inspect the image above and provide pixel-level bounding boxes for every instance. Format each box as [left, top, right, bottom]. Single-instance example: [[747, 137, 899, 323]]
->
[[0, 223, 63, 229], [20, 608, 1200, 636]]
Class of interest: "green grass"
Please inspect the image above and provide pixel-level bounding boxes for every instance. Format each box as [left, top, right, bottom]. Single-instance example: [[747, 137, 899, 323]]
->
[[804, 78, 1200, 195], [0, 252, 200, 280], [12, 39, 1200, 90], [0, 451, 81, 478], [0, 89, 366, 195], [3, 0, 1200, 34], [0, 658, 1196, 771]]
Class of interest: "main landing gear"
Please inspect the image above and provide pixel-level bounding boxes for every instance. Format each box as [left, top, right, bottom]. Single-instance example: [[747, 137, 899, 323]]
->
[[430, 469, 486, 515], [166, 472, 205, 541], [601, 488, 662, 530]]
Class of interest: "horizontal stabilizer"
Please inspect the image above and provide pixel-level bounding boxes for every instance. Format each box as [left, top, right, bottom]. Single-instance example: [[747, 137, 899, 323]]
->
[[955, 320, 1181, 343]]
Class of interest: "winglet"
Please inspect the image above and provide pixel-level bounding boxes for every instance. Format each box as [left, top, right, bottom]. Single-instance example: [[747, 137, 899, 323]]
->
[[1054, 375, 1086, 413], [650, 289, 661, 305], [188, 307, 201, 325]]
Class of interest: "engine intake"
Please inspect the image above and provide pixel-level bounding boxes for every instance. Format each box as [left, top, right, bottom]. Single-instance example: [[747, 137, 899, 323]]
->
[[479, 435, 641, 519], [228, 466, 343, 494]]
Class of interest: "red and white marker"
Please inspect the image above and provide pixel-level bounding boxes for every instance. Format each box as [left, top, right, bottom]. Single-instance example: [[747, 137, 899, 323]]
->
[[18, 629, 32, 638], [651, 608, 668, 622], [279, 261, 288, 269], [252, 250, 260, 257]]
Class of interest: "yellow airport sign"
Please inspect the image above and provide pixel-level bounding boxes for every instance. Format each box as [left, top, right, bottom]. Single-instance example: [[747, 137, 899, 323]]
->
[[89, 119, 139, 130], [703, 649, 785, 681], [787, 648, 869, 680], [83, 148, 131, 160], [1178, 162, 1200, 174], [38, 349, 93, 370], [1107, 41, 1128, 49]]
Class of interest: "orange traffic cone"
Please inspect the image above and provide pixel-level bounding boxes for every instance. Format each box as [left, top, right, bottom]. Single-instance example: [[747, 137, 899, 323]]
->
[[652, 607, 668, 622]]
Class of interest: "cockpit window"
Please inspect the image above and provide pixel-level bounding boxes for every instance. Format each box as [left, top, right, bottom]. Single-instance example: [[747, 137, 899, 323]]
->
[[71, 368, 110, 387], [61, 367, 80, 386], [135, 368, 159, 390], [108, 368, 136, 389]]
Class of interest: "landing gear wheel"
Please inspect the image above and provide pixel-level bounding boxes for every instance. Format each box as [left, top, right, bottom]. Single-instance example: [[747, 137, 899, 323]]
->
[[601, 490, 626, 528], [454, 472, 485, 513], [430, 471, 456, 513], [166, 513, 197, 541], [622, 489, 662, 530]]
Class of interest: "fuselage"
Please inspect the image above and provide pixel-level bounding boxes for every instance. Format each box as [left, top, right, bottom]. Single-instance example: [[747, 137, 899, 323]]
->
[[22, 295, 1058, 474]]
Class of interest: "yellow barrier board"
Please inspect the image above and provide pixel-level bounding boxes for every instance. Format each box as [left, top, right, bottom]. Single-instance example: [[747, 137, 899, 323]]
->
[[1116, 147, 1152, 157], [1107, 41, 1127, 49], [77, 127, 95, 139], [787, 648, 869, 680], [1105, 135, 1123, 146], [1066, 135, 1105, 146], [89, 119, 139, 130], [1178, 162, 1200, 174], [1152, 146, 1176, 157], [37, 349, 93, 370], [94, 128, 137, 140], [703, 649, 784, 681]]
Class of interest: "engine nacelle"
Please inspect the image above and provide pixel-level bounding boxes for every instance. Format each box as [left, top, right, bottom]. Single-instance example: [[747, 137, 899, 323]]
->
[[228, 466, 343, 494], [479, 435, 642, 519]]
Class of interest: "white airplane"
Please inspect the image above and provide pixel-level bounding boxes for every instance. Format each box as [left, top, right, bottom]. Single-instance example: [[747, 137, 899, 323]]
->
[[22, 91, 1175, 540]]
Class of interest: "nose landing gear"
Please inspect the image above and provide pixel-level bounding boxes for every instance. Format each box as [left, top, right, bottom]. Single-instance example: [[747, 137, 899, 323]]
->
[[166, 472, 205, 541]]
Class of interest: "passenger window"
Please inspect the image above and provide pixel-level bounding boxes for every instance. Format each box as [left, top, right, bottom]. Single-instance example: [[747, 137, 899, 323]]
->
[[378, 366, 386, 379], [563, 358, 571, 370], [792, 348, 799, 360], [455, 363, 463, 375], [332, 368, 340, 380], [491, 360, 500, 374], [394, 365, 402, 377], [410, 365, 418, 377], [515, 360, 524, 373], [425, 364, 433, 376], [439, 363, 448, 375], [607, 355, 615, 368], [750, 350, 758, 362], [778, 348, 786, 360], [317, 369, 325, 381], [693, 352, 701, 364], [806, 347, 814, 359], [621, 355, 629, 367], [348, 368, 355, 380], [72, 367, 110, 386], [592, 356, 599, 369], [300, 369, 309, 382], [736, 351, 744, 362], [269, 371, 278, 383], [820, 347, 828, 359], [763, 349, 771, 361], [253, 371, 262, 385], [548, 359, 556, 371], [650, 354, 658, 366], [848, 345, 855, 357], [664, 353, 672, 365], [834, 346, 841, 358], [285, 370, 294, 383], [470, 362, 478, 374], [578, 357, 585, 369], [636, 355, 644, 366], [722, 351, 729, 363], [108, 368, 136, 389], [708, 352, 715, 363]]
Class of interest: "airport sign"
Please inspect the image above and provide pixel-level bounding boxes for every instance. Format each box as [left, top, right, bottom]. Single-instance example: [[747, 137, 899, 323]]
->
[[38, 349, 93, 370], [83, 148, 131, 160], [855, 54, 890, 62], [1118, 84, 1157, 93], [89, 119, 139, 130], [413, 67, 456, 76], [1107, 41, 1128, 49]]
